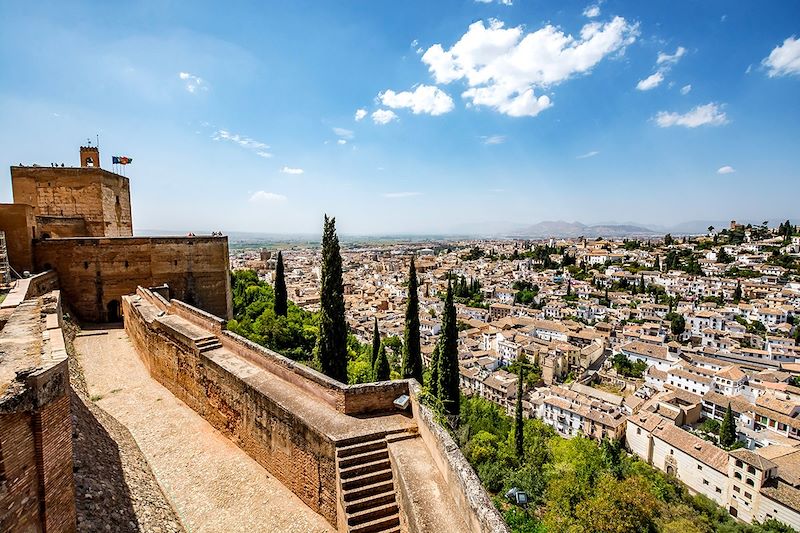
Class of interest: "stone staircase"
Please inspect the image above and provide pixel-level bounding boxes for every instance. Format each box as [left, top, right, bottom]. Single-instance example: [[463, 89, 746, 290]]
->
[[336, 434, 401, 533], [195, 335, 222, 353]]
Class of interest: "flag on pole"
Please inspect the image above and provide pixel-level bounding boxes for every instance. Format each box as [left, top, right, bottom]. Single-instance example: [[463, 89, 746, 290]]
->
[[112, 156, 133, 165]]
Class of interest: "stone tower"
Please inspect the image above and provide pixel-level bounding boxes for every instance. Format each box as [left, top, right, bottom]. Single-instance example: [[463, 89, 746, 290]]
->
[[80, 145, 100, 167]]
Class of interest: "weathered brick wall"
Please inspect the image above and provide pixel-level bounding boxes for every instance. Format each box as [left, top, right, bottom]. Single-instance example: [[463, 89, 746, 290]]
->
[[123, 296, 338, 525], [33, 393, 76, 533], [0, 290, 76, 533], [0, 412, 41, 532], [34, 237, 232, 321]]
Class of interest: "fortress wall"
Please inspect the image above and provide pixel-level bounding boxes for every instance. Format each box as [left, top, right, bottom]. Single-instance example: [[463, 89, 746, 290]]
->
[[408, 383, 510, 533], [123, 295, 339, 525], [0, 203, 35, 274], [0, 291, 76, 533], [34, 236, 232, 322], [11, 166, 132, 238]]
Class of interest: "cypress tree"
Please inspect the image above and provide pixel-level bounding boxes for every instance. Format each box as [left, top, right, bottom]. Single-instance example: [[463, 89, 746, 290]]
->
[[315, 215, 348, 383], [373, 343, 390, 381], [719, 403, 737, 447], [429, 344, 440, 398], [514, 359, 524, 460], [273, 251, 288, 317], [733, 281, 742, 304], [655, 255, 661, 271], [401, 257, 423, 382], [438, 280, 460, 420], [371, 317, 380, 370]]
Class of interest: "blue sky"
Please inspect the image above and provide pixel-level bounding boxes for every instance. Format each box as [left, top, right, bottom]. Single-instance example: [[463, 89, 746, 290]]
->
[[1, 1, 799, 235]]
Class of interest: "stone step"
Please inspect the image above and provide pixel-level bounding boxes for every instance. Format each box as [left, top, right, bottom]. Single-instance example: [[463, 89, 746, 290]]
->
[[347, 502, 399, 527], [338, 448, 389, 469], [348, 513, 400, 533], [339, 458, 391, 480], [385, 431, 418, 444], [341, 468, 393, 491], [336, 438, 387, 458], [336, 432, 388, 448], [344, 491, 397, 514], [342, 480, 395, 502]]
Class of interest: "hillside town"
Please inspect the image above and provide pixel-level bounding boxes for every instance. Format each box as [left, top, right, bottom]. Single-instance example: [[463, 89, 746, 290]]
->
[[232, 220, 800, 529]]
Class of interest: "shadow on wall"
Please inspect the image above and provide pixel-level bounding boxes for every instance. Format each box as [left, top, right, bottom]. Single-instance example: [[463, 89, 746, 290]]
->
[[70, 390, 140, 532]]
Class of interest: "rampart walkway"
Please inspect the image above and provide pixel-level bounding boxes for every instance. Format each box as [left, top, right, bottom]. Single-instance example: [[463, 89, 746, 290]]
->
[[75, 327, 335, 533]]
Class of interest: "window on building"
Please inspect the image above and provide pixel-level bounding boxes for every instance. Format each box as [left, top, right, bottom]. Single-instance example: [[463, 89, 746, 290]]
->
[[734, 486, 740, 493], [703, 479, 709, 485], [747, 466, 756, 475], [744, 491, 752, 500], [697, 465, 703, 470], [637, 427, 641, 435], [715, 487, 722, 494], [735, 460, 744, 468], [734, 472, 742, 480], [746, 478, 755, 487]]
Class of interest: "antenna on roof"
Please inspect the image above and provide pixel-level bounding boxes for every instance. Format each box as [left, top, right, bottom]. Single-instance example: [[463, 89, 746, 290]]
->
[[96, 134, 100, 149]]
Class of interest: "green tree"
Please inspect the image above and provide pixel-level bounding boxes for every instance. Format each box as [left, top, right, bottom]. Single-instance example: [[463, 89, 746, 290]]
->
[[655, 255, 661, 271], [428, 344, 440, 398], [438, 280, 460, 421], [371, 317, 380, 370], [514, 359, 524, 460], [401, 257, 423, 382], [670, 314, 686, 337], [664, 233, 674, 246], [719, 403, 737, 447], [373, 343, 390, 381], [733, 281, 742, 303], [273, 250, 287, 317], [315, 215, 348, 382], [573, 475, 659, 533]]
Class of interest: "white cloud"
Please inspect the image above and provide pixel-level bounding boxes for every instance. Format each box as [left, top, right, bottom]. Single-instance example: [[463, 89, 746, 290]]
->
[[280, 166, 304, 175], [763, 36, 800, 77], [411, 39, 419, 48], [657, 46, 687, 65], [178, 71, 207, 93], [333, 127, 354, 139], [583, 4, 601, 18], [655, 103, 729, 128], [636, 71, 664, 91], [379, 85, 454, 116], [421, 17, 638, 117], [337, 139, 347, 145], [249, 191, 286, 203], [383, 192, 422, 198], [717, 165, 735, 174], [577, 150, 600, 159], [474, 0, 513, 4], [354, 108, 367, 121], [481, 135, 507, 145], [680, 84, 692, 95], [372, 109, 398, 125], [212, 129, 273, 157]]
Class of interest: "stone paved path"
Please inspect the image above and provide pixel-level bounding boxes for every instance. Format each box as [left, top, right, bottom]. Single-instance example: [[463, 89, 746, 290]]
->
[[75, 327, 335, 533]]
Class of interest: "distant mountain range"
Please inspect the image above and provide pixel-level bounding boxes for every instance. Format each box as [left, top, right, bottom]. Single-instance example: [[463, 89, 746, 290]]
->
[[510, 221, 657, 239], [138, 217, 796, 242]]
